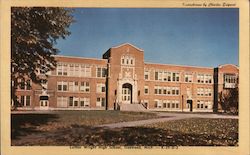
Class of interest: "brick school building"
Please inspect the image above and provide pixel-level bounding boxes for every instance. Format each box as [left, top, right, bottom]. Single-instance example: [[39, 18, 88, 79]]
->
[[14, 43, 238, 112]]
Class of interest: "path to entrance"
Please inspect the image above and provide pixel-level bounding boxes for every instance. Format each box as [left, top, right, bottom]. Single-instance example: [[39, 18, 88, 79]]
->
[[96, 112, 238, 129]]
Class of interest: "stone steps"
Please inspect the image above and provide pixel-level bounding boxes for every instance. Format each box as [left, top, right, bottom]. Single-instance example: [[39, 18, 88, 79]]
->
[[119, 103, 147, 111]]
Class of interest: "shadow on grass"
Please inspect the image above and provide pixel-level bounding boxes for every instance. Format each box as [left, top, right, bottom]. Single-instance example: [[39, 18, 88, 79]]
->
[[11, 114, 59, 140], [12, 123, 238, 146]]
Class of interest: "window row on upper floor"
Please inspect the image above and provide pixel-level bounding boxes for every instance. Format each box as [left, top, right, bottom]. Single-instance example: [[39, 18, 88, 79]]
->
[[56, 63, 107, 78], [145, 70, 213, 84]]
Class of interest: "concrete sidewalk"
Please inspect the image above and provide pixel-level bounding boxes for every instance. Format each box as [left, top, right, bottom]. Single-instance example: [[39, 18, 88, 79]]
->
[[97, 112, 238, 129]]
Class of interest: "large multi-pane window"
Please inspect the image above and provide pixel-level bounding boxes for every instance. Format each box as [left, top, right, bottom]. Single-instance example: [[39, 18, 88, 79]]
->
[[197, 100, 212, 109], [154, 99, 180, 109], [97, 83, 106, 93], [184, 73, 193, 83], [68, 82, 79, 92], [197, 88, 212, 96], [57, 96, 68, 107], [19, 79, 31, 90], [197, 74, 212, 84], [154, 86, 179, 96], [66, 97, 89, 108], [224, 74, 237, 88], [57, 63, 92, 77], [155, 70, 180, 82], [96, 97, 106, 107], [57, 81, 68, 91], [19, 95, 31, 106], [144, 70, 150, 80], [97, 67, 107, 78], [80, 82, 90, 92], [80, 98, 90, 107]]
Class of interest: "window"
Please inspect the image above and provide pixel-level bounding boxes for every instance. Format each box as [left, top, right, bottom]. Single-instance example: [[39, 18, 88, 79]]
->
[[154, 100, 162, 108], [97, 83, 106, 93], [144, 70, 150, 80], [144, 86, 149, 95], [167, 101, 171, 108], [96, 97, 106, 107], [57, 97, 68, 107], [80, 82, 90, 92], [69, 64, 74, 76], [121, 55, 135, 66], [63, 64, 68, 75], [21, 96, 25, 106], [69, 82, 74, 92], [197, 100, 207, 109], [74, 97, 79, 107], [167, 87, 171, 95], [155, 72, 158, 80], [172, 73, 180, 82], [26, 96, 31, 106], [67, 97, 82, 108], [176, 102, 179, 108], [20, 95, 31, 106], [167, 72, 171, 81], [69, 97, 73, 107], [224, 74, 237, 88], [57, 81, 67, 92], [155, 86, 179, 96], [57, 63, 68, 76], [74, 65, 79, 77], [19, 79, 31, 90], [97, 67, 107, 78], [197, 88, 212, 96], [185, 73, 193, 82], [80, 65, 91, 77], [57, 64, 63, 75], [176, 88, 179, 95], [26, 80, 31, 90], [154, 71, 179, 82], [80, 98, 90, 107], [172, 103, 175, 108], [163, 87, 167, 95], [197, 74, 212, 84], [85, 66, 91, 77]]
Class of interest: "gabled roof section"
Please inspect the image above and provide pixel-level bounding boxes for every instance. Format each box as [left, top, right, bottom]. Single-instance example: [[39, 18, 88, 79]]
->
[[111, 43, 144, 52]]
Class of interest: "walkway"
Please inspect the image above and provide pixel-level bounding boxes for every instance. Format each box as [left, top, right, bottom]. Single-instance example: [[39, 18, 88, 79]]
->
[[97, 112, 238, 129]]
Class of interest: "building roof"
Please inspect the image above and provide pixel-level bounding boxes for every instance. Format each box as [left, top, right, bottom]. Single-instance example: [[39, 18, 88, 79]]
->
[[110, 43, 144, 52]]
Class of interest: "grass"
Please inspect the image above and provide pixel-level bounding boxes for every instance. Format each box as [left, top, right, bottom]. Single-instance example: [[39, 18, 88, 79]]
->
[[11, 111, 238, 146], [143, 118, 238, 146], [11, 110, 158, 139]]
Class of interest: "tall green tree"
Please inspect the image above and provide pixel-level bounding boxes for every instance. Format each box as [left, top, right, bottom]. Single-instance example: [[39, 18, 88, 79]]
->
[[11, 7, 74, 108]]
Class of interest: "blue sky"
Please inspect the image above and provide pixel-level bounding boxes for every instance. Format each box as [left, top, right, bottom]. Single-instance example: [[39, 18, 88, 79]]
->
[[55, 8, 239, 67]]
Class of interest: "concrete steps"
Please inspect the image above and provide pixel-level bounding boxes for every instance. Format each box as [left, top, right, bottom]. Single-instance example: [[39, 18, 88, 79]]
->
[[119, 103, 147, 111]]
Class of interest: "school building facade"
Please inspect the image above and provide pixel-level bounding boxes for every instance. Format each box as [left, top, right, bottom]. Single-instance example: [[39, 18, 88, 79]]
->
[[15, 43, 239, 112]]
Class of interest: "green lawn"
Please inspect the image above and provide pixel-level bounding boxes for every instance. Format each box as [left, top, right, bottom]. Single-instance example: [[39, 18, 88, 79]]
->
[[11, 111, 238, 146]]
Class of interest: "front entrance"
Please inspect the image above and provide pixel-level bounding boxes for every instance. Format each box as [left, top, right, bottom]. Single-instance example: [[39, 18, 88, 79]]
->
[[39, 95, 49, 110], [187, 100, 193, 112], [122, 83, 132, 104]]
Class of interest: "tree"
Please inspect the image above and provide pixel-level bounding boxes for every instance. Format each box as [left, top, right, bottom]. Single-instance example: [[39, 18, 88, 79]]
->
[[11, 7, 74, 108], [219, 86, 239, 114]]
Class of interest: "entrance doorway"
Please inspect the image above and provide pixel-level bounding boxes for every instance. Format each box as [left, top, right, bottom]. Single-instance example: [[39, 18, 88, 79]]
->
[[122, 83, 132, 104], [40, 95, 49, 110], [187, 100, 193, 112]]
